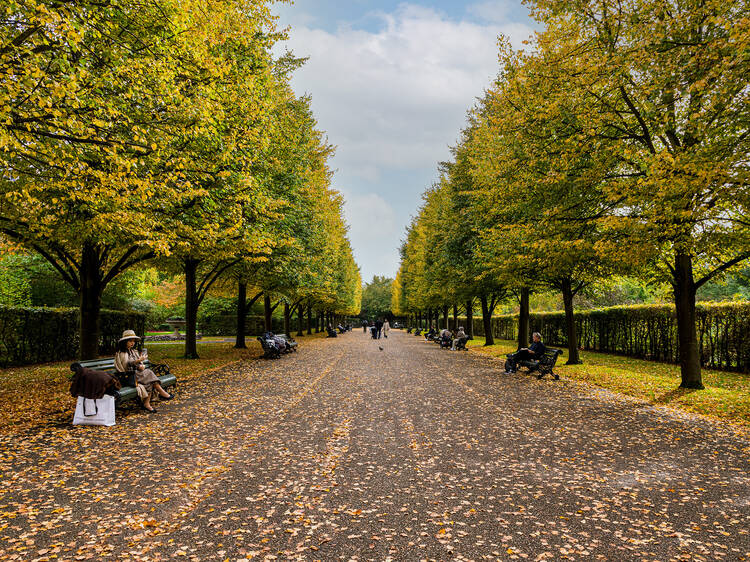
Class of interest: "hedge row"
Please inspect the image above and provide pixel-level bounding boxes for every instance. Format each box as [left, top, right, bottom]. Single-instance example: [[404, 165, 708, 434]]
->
[[455, 302, 750, 373], [0, 306, 146, 366], [199, 315, 283, 337]]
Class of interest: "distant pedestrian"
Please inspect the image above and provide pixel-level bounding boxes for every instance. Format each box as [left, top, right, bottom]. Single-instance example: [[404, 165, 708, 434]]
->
[[382, 319, 390, 338], [363, 319, 368, 333], [375, 319, 384, 339]]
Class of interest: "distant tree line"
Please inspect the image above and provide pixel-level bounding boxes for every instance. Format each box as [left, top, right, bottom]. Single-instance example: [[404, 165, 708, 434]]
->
[[393, 0, 749, 389], [0, 0, 362, 359]]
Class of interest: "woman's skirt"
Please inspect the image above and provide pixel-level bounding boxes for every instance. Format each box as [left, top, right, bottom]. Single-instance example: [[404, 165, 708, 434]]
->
[[135, 368, 159, 393]]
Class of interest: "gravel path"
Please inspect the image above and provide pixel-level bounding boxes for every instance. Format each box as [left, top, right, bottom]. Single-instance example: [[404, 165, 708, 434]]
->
[[0, 331, 748, 561]]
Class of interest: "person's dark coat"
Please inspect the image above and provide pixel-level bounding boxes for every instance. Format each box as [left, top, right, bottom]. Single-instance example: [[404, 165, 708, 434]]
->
[[69, 364, 121, 400]]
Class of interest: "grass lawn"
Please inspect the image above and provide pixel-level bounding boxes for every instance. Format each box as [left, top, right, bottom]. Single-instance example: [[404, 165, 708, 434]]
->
[[0, 331, 328, 434], [467, 337, 750, 429]]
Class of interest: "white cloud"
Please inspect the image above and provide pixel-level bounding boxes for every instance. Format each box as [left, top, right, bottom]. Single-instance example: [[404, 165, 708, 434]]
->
[[343, 192, 400, 281], [276, 3, 535, 280]]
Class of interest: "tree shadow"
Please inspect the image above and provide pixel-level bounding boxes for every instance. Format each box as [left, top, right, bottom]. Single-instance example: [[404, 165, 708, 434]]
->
[[654, 387, 698, 404]]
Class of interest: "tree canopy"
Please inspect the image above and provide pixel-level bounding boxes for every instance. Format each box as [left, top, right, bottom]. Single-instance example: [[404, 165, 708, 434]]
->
[[395, 0, 749, 388], [0, 0, 361, 358], [361, 276, 394, 320]]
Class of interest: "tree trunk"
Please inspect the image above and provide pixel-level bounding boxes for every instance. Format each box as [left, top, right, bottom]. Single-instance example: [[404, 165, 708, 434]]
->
[[443, 305, 449, 330], [466, 299, 474, 339], [561, 279, 581, 365], [675, 252, 703, 389], [297, 304, 304, 336], [480, 295, 494, 346], [452, 303, 458, 331], [307, 305, 312, 335], [184, 258, 200, 359], [235, 281, 247, 349], [263, 294, 272, 332], [518, 287, 530, 349], [79, 243, 103, 360], [284, 303, 291, 337]]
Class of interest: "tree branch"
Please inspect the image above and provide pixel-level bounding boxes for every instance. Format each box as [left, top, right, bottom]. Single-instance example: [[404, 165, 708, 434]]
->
[[695, 252, 750, 289]]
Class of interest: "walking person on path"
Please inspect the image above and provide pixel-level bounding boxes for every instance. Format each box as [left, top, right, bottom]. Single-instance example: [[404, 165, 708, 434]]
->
[[375, 319, 384, 339], [382, 319, 390, 339]]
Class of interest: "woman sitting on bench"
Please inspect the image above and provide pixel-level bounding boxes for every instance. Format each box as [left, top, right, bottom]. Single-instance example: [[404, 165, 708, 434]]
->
[[115, 330, 173, 413], [504, 332, 546, 373], [451, 327, 468, 350]]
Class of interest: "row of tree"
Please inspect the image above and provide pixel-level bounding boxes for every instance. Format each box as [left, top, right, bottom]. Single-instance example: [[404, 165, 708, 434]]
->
[[393, 0, 749, 389], [0, 0, 361, 359]]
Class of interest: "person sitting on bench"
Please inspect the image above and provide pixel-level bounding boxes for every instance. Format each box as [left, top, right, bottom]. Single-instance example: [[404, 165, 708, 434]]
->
[[451, 326, 468, 350], [263, 331, 292, 351], [115, 330, 173, 413], [439, 328, 453, 347], [504, 332, 546, 373], [424, 325, 437, 340]]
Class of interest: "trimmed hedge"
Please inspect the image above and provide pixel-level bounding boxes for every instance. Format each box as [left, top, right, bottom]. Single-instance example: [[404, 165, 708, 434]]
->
[[200, 315, 283, 337], [458, 302, 750, 373], [0, 306, 146, 366]]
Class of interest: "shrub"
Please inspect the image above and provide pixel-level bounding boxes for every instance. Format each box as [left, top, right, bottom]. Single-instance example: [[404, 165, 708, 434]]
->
[[200, 315, 283, 337], [0, 306, 146, 366], [462, 302, 750, 372]]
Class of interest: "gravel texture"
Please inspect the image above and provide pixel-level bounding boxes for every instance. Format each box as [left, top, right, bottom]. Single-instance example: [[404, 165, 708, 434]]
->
[[0, 330, 748, 561]]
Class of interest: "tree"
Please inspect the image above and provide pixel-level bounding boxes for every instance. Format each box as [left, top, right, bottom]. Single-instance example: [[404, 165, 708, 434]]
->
[[530, 0, 750, 386], [361, 276, 394, 320], [468, 44, 634, 364], [0, 0, 283, 358]]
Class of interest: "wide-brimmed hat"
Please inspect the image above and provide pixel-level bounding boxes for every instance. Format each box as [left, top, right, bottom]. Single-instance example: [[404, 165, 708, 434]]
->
[[118, 330, 141, 343]]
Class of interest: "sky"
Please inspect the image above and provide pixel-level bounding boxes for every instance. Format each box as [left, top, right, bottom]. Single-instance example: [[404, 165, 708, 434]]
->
[[273, 0, 538, 283]]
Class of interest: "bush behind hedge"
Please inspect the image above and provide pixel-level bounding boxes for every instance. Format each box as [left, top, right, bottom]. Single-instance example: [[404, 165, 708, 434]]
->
[[0, 306, 146, 366], [200, 315, 283, 337], [460, 302, 750, 372]]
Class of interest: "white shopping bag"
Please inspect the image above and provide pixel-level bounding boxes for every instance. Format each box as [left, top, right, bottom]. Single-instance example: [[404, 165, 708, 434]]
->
[[72, 395, 116, 426]]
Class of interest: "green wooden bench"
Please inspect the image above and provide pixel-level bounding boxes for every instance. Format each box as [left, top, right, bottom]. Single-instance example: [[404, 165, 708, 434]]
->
[[516, 348, 563, 380], [71, 358, 177, 406]]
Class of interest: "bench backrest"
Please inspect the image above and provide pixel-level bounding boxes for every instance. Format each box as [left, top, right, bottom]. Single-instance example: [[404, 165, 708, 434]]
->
[[257, 336, 275, 349], [72, 358, 155, 373], [541, 349, 563, 364]]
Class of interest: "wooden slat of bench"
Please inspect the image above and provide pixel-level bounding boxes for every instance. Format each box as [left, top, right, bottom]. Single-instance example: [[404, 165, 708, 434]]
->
[[74, 359, 176, 405], [116, 373, 176, 404], [75, 359, 160, 372], [75, 359, 117, 372]]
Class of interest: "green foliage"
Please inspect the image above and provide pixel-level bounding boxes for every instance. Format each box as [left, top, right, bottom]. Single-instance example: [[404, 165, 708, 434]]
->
[[697, 268, 750, 302], [0, 306, 145, 366], [396, 0, 749, 385], [0, 254, 31, 306], [1, 0, 361, 357], [463, 302, 750, 372], [360, 276, 394, 319], [198, 297, 238, 324], [0, 253, 76, 307], [200, 315, 283, 337]]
